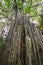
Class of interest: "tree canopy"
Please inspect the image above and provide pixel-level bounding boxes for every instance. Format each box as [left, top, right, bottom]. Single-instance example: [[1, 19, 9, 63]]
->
[[0, 0, 43, 17], [0, 0, 43, 39]]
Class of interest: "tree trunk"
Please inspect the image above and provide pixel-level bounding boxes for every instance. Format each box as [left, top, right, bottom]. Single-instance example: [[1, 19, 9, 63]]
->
[[0, 13, 43, 65]]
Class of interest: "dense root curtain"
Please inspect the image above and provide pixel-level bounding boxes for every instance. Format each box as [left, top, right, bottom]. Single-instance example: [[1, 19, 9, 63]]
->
[[0, 14, 43, 65]]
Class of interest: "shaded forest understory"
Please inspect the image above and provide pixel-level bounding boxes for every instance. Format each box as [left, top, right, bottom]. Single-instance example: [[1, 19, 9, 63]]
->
[[0, 13, 43, 65]]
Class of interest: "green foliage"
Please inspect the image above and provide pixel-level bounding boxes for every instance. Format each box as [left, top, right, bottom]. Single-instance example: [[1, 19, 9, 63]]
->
[[0, 0, 43, 29], [0, 0, 42, 17], [35, 0, 41, 2], [0, 22, 3, 28], [5, 0, 10, 7], [38, 15, 43, 30], [0, 0, 13, 17]]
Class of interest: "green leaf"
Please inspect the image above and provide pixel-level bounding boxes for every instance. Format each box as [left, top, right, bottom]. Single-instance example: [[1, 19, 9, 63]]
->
[[25, 7, 31, 14], [5, 0, 10, 7], [35, 0, 41, 2], [0, 22, 3, 27]]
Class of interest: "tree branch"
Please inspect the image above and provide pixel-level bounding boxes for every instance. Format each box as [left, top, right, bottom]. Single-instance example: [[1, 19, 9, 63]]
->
[[29, 13, 43, 18], [0, 12, 7, 17], [31, 2, 43, 8]]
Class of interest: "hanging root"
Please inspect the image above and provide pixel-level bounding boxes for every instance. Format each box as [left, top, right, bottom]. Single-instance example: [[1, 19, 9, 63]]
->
[[0, 15, 43, 65]]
